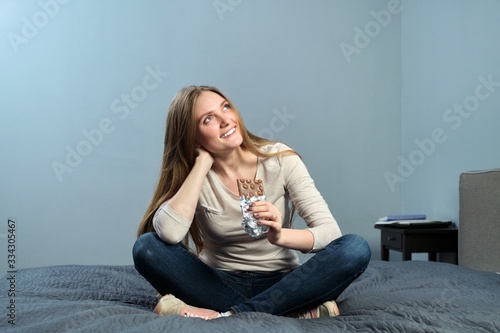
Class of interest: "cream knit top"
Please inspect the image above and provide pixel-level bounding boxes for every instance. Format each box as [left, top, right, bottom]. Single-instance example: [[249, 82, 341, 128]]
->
[[153, 143, 342, 273]]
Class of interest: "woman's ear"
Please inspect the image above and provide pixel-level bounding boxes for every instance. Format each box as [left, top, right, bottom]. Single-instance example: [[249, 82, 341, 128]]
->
[[194, 142, 201, 148]]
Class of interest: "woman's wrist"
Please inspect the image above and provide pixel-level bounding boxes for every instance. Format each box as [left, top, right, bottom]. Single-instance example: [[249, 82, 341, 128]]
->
[[273, 229, 314, 252], [195, 152, 214, 171]]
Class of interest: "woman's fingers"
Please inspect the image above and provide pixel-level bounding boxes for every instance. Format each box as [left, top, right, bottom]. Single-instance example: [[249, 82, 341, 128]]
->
[[249, 201, 280, 221]]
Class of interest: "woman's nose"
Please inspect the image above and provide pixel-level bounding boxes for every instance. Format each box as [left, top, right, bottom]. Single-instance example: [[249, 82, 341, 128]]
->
[[220, 115, 230, 127]]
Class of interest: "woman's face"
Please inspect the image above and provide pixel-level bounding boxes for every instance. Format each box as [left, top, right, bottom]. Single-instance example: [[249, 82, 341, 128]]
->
[[194, 90, 243, 154]]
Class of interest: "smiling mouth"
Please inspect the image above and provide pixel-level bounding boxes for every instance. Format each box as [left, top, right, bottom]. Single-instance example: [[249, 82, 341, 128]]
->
[[221, 126, 236, 138]]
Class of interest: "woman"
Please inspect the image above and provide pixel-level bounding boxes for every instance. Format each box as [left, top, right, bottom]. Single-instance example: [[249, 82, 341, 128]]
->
[[133, 85, 371, 319]]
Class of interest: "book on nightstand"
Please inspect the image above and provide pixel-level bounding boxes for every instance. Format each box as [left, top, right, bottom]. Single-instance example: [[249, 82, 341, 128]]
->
[[374, 219, 452, 229], [378, 214, 426, 221], [375, 214, 453, 228]]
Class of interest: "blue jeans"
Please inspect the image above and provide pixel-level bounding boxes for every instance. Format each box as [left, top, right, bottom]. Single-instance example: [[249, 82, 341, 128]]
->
[[132, 233, 371, 316]]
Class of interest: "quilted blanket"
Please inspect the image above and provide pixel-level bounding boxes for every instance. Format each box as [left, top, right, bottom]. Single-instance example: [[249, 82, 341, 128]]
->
[[1, 260, 499, 332]]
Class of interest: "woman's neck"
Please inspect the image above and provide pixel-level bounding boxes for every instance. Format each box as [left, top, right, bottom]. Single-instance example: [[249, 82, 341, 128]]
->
[[212, 147, 257, 180]]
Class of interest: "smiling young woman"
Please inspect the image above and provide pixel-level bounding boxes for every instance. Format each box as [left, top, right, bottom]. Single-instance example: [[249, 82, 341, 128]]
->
[[133, 85, 371, 320]]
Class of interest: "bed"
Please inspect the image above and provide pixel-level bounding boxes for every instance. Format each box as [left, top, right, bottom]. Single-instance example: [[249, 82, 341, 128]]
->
[[1, 260, 499, 333], [2, 169, 499, 332]]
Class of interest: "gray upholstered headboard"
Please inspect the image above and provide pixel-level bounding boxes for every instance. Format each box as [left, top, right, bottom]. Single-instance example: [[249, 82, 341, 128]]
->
[[459, 169, 500, 273]]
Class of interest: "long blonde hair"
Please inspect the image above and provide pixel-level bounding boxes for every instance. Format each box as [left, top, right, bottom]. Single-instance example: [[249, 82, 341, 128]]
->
[[137, 85, 297, 253]]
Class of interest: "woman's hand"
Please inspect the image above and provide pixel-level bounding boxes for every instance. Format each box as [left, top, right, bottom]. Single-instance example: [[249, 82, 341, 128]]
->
[[249, 201, 315, 252], [248, 201, 283, 245], [194, 146, 214, 171]]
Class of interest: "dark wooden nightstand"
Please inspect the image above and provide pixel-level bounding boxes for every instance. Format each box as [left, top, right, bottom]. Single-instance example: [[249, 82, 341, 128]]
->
[[374, 225, 458, 263]]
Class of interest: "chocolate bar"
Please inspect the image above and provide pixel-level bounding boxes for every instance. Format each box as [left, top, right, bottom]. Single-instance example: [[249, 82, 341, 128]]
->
[[237, 178, 265, 198], [237, 179, 269, 238]]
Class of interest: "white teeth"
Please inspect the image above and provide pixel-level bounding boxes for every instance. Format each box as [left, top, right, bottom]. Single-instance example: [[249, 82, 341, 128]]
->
[[221, 127, 235, 138]]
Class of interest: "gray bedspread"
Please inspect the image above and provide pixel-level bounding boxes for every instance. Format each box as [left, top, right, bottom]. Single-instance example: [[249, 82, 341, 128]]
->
[[1, 260, 499, 332]]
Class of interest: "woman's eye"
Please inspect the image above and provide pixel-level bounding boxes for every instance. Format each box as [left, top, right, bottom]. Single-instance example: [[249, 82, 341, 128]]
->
[[203, 116, 213, 124], [223, 103, 230, 111]]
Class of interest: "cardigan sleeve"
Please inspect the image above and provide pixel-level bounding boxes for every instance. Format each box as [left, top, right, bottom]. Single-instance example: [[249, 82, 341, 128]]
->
[[152, 202, 192, 244], [280, 151, 342, 252]]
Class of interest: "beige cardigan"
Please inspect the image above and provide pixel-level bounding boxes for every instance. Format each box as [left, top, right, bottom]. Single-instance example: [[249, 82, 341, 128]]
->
[[153, 143, 341, 272]]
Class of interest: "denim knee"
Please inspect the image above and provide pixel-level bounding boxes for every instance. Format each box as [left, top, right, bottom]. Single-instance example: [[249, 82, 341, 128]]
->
[[325, 234, 371, 275], [342, 234, 371, 272], [132, 232, 164, 271], [133, 232, 150, 259]]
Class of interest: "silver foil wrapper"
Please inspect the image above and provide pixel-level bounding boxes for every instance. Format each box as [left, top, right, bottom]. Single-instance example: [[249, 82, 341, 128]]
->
[[239, 195, 269, 238]]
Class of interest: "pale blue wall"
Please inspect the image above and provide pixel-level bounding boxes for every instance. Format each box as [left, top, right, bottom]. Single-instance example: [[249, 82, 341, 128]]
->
[[0, 0, 403, 275], [400, 0, 500, 224]]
